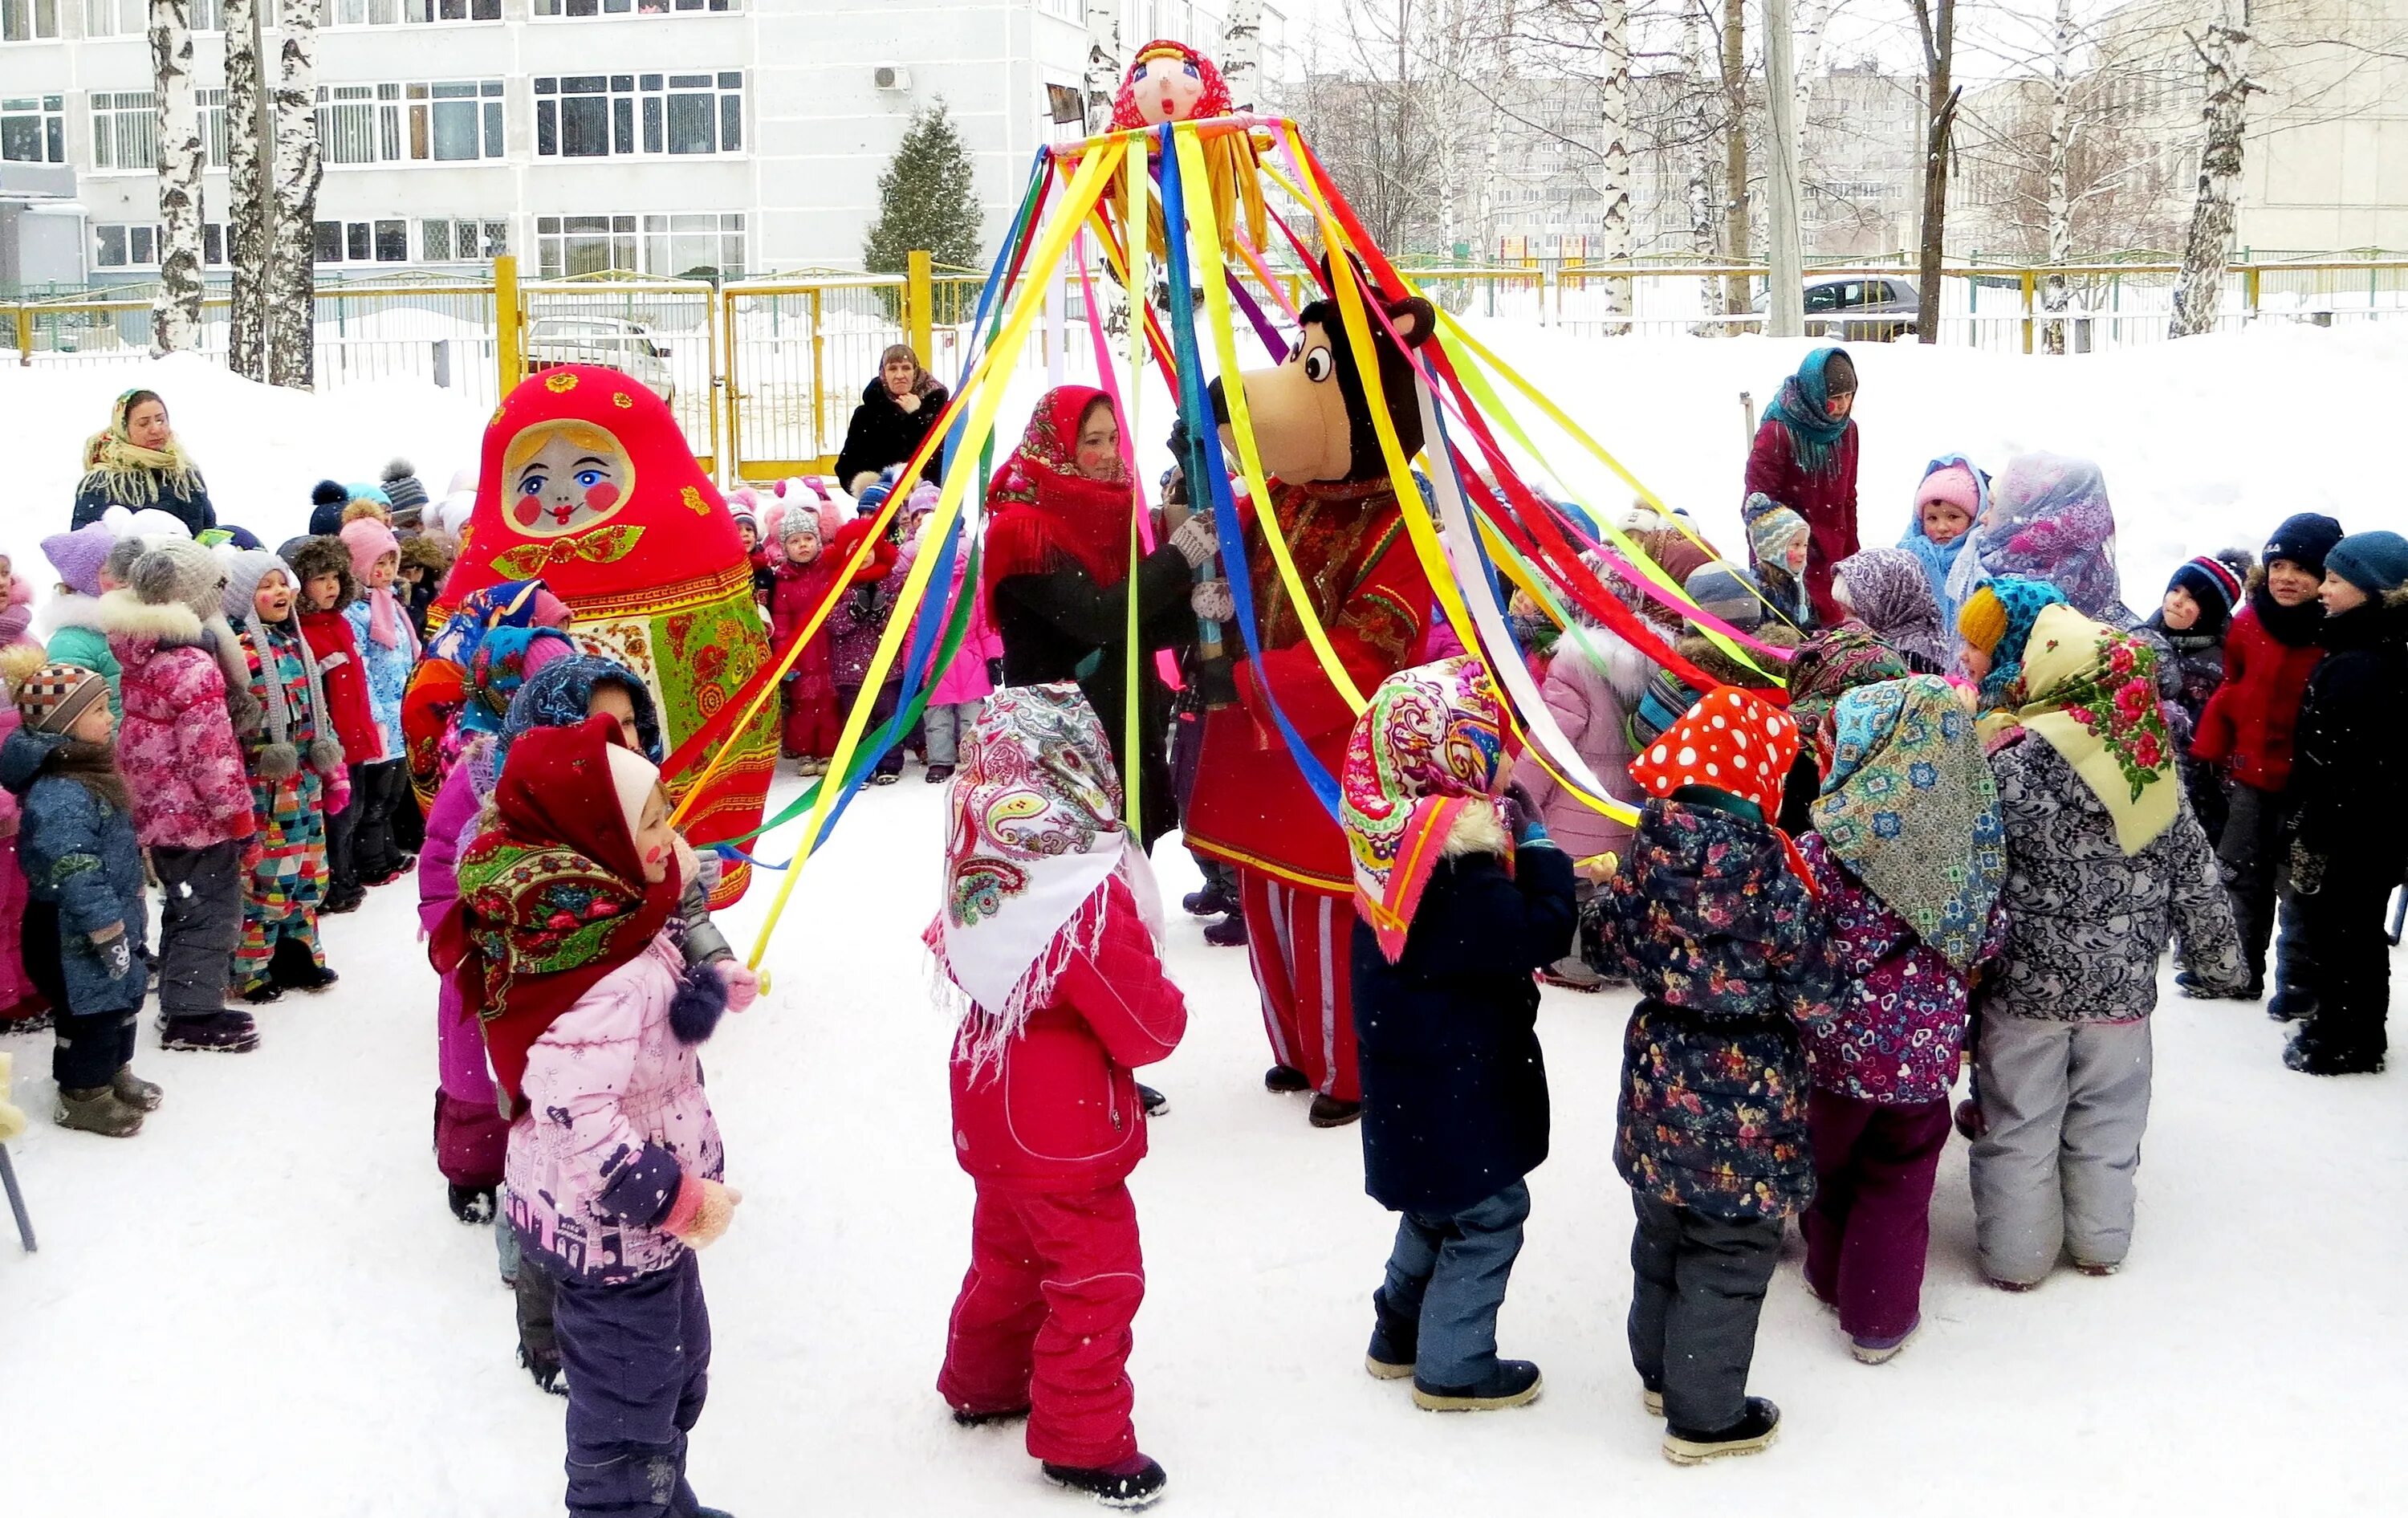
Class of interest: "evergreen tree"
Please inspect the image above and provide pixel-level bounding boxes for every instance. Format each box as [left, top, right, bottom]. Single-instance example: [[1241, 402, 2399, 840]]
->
[[862, 100, 982, 275]]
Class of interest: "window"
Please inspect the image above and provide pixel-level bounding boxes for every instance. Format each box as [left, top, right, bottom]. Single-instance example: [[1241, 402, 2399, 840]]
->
[[535, 72, 741, 158], [535, 0, 734, 16], [199, 88, 227, 167], [316, 79, 505, 165], [421, 216, 509, 261], [1, 95, 62, 163], [92, 222, 230, 269], [312, 218, 412, 264], [2, 0, 57, 41], [324, 0, 498, 23], [535, 212, 743, 278], [90, 92, 153, 172]]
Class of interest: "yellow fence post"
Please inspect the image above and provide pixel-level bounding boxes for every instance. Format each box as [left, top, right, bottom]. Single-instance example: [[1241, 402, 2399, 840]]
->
[[14, 306, 30, 367], [809, 287, 825, 458], [494, 254, 523, 393], [2020, 269, 2036, 354], [2243, 264, 2261, 323], [906, 249, 934, 363]]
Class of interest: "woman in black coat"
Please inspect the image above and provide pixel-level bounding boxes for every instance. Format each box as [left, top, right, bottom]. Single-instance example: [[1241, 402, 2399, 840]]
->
[[834, 343, 949, 495], [71, 389, 216, 533], [983, 385, 1215, 847]]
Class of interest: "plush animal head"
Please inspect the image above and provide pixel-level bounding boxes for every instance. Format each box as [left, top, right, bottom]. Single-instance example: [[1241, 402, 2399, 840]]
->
[[1210, 267, 1437, 486]]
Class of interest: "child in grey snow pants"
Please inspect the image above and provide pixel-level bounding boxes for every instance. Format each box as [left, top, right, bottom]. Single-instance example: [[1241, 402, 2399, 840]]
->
[[1626, 1194, 1783, 1430], [1968, 1015, 2153, 1284]]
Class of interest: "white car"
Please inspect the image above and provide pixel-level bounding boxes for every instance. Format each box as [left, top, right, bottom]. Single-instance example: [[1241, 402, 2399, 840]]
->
[[525, 315, 678, 403]]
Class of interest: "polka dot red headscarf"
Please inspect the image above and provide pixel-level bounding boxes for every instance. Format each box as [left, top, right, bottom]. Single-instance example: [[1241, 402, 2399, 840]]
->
[[1629, 685, 1815, 888]]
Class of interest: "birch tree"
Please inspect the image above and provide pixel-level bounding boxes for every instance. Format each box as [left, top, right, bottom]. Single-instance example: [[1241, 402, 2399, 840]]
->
[[1682, 2, 1727, 322], [1224, 0, 1264, 112], [1909, 0, 1959, 344], [223, 0, 270, 381], [150, 0, 205, 356], [1595, 0, 1631, 330], [2041, 0, 2074, 352], [267, 0, 324, 389], [1719, 0, 1749, 319], [1084, 0, 1124, 132], [2170, 0, 2255, 339]]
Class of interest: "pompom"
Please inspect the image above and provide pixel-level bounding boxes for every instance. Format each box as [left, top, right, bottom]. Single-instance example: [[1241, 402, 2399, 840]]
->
[[669, 960, 729, 1046], [311, 479, 347, 507], [0, 642, 48, 701], [308, 737, 346, 774], [256, 742, 300, 780], [382, 457, 415, 482]]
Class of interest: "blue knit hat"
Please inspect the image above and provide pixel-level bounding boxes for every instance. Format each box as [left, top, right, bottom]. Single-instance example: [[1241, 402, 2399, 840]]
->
[[2263, 512, 2344, 579], [2325, 530, 2408, 596]]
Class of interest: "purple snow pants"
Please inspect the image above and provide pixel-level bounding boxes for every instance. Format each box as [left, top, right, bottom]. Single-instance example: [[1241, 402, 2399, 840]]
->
[[1801, 1089, 1952, 1345], [553, 1251, 712, 1518]]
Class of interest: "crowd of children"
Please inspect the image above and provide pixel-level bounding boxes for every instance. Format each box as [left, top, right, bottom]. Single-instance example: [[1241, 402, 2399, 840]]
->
[[3, 352, 2403, 1517]]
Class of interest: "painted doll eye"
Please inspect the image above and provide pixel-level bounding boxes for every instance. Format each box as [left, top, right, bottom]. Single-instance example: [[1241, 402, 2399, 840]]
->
[[575, 469, 608, 489], [519, 474, 547, 496], [1302, 348, 1334, 382]]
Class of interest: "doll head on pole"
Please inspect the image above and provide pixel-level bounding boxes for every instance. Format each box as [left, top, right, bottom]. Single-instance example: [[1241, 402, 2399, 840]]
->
[[1110, 40, 1235, 128]]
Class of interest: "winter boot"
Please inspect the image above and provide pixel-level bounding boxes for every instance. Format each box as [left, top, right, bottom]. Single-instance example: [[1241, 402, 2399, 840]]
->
[[2266, 986, 2318, 1024], [1308, 1094, 1361, 1129], [449, 1184, 497, 1224], [2073, 1260, 2120, 1278], [947, 1403, 1030, 1428], [518, 1343, 566, 1396], [110, 1066, 164, 1113], [1953, 1097, 1986, 1141], [1641, 1381, 1666, 1417], [1662, 1396, 1780, 1465], [1202, 913, 1248, 948], [55, 1085, 144, 1137], [2284, 1032, 2382, 1076], [1850, 1320, 1920, 1364], [1137, 1084, 1168, 1118], [1041, 1455, 1167, 1509], [1182, 880, 1237, 918], [161, 1011, 259, 1053], [321, 885, 366, 915], [1539, 954, 1607, 992], [924, 764, 954, 783], [1411, 1358, 1542, 1412], [240, 981, 283, 1005], [1365, 1290, 1417, 1380], [1263, 1064, 1310, 1094]]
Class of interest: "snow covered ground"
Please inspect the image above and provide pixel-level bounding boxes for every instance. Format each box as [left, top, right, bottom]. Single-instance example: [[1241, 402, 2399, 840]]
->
[[4, 769, 2405, 1515], [5, 327, 2408, 1513]]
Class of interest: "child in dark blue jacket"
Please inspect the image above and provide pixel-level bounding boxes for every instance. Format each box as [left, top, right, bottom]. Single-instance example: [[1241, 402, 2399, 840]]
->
[[1341, 657, 1578, 1414], [0, 653, 155, 1136], [1589, 686, 1836, 1465]]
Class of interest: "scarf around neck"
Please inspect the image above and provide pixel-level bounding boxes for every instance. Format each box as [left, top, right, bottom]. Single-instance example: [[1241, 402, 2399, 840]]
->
[[1340, 656, 1512, 963], [926, 683, 1162, 1077], [1811, 675, 2003, 971], [1999, 604, 2179, 855], [982, 386, 1136, 591], [82, 397, 201, 506], [1760, 348, 1853, 477]]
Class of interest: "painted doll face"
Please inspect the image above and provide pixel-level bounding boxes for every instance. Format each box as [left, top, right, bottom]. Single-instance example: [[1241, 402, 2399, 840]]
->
[[1131, 55, 1205, 123], [507, 425, 637, 539]]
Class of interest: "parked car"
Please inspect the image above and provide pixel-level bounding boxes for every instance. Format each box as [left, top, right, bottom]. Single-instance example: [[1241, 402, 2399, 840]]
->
[[525, 315, 677, 402], [1758, 276, 1921, 341]]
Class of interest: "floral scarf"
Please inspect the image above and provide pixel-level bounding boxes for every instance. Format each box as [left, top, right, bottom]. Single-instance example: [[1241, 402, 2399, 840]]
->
[[926, 683, 1161, 1076], [1971, 452, 2137, 629], [1759, 347, 1853, 477], [982, 386, 1135, 591], [1340, 656, 1511, 963], [80, 390, 201, 507], [460, 626, 576, 736], [1784, 625, 1910, 765], [1835, 546, 1952, 669], [2001, 604, 2179, 855], [1811, 675, 2003, 971], [437, 715, 681, 1116]]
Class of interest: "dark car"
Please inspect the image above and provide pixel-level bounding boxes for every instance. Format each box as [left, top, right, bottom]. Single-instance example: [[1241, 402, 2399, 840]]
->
[[1760, 276, 1921, 341]]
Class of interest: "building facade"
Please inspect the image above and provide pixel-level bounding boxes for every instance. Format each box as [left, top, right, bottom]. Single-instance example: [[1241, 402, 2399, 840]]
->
[[0, 0, 1287, 289]]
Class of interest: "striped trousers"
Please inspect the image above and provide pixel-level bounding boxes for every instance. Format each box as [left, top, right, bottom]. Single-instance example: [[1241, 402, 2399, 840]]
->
[[1236, 869, 1360, 1103]]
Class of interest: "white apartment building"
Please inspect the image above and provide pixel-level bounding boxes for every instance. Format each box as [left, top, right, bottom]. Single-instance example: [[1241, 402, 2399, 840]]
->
[[0, 0, 1287, 290]]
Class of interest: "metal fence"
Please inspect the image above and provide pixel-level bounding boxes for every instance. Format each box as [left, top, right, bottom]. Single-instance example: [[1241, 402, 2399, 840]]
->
[[15, 254, 2406, 484]]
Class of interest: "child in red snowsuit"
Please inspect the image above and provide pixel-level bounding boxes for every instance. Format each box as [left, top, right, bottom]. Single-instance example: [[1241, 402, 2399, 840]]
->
[[927, 683, 1186, 1510], [766, 512, 860, 774]]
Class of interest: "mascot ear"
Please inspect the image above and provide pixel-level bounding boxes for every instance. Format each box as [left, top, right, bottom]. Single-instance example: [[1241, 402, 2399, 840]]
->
[[1385, 295, 1437, 349]]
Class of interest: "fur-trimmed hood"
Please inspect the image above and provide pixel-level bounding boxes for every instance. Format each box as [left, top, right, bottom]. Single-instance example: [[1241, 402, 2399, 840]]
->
[[1675, 623, 1801, 691], [34, 590, 108, 639], [97, 587, 205, 648], [1554, 621, 1658, 707], [1440, 796, 1511, 859], [283, 535, 361, 612]]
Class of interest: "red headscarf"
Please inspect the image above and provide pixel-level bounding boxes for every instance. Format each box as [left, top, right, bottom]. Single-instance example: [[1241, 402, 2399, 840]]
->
[[983, 385, 1136, 592], [433, 714, 681, 1116], [1629, 685, 1816, 890], [1109, 39, 1237, 129]]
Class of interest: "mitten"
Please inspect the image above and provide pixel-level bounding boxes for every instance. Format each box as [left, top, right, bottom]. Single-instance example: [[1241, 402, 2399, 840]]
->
[[94, 930, 132, 981], [1190, 578, 1235, 623], [1169, 513, 1218, 568], [665, 1178, 742, 1248], [714, 960, 760, 1014], [2288, 838, 2325, 897]]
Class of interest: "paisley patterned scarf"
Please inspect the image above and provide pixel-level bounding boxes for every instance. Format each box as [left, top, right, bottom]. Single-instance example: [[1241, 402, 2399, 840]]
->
[[927, 683, 1161, 1076], [1999, 603, 2180, 855], [1340, 656, 1511, 963], [1811, 675, 2003, 971]]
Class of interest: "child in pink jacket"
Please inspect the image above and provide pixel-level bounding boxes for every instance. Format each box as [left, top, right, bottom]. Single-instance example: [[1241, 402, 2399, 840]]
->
[[0, 560, 43, 1024], [441, 714, 755, 1518]]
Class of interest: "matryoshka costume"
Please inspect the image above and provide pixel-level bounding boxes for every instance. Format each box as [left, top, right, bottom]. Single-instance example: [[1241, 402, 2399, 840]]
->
[[433, 366, 775, 906]]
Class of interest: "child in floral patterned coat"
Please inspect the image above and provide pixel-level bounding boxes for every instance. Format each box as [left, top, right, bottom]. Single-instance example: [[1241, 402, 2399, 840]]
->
[[221, 550, 350, 1002], [1588, 686, 1835, 1466], [1796, 676, 2007, 1362]]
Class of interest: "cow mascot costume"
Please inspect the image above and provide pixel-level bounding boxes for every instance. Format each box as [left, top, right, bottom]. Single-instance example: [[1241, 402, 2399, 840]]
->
[[433, 365, 776, 904], [1186, 281, 1438, 1129]]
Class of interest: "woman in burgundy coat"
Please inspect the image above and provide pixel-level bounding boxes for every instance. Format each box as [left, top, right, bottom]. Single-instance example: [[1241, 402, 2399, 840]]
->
[[1744, 347, 1860, 624]]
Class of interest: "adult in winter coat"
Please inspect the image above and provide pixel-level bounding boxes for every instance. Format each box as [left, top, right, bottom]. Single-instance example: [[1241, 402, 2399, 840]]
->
[[2280, 531, 2408, 1076], [0, 659, 157, 1135], [2189, 513, 2339, 1009], [1345, 658, 1576, 1413], [102, 538, 260, 1052], [222, 551, 351, 1002], [1743, 348, 1859, 624], [1954, 452, 2136, 629], [928, 686, 1186, 1510], [835, 343, 949, 495], [1796, 676, 2007, 1361], [1832, 545, 1953, 673], [985, 386, 1217, 841], [70, 389, 216, 535], [1970, 604, 2244, 1288], [439, 715, 750, 1518], [37, 523, 124, 713], [1590, 686, 1834, 1463], [342, 517, 420, 884]]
